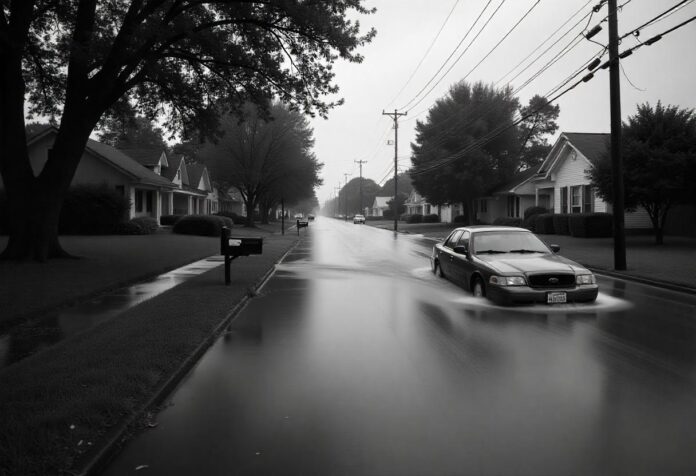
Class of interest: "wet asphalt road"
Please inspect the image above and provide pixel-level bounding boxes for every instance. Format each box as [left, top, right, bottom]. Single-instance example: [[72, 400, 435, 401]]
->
[[102, 217, 696, 476]]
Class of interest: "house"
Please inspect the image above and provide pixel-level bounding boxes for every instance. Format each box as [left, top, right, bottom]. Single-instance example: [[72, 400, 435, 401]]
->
[[531, 132, 650, 229], [4, 126, 178, 222], [370, 196, 392, 217], [476, 168, 538, 222], [404, 189, 433, 216]]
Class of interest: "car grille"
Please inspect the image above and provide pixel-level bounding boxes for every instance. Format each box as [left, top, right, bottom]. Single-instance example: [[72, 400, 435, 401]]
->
[[528, 273, 575, 288]]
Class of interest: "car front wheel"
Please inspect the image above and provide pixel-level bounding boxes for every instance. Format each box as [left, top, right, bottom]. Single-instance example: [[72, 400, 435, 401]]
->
[[472, 277, 485, 297]]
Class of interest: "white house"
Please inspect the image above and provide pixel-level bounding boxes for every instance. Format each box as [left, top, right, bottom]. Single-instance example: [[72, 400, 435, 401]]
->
[[370, 196, 392, 217], [532, 132, 650, 229]]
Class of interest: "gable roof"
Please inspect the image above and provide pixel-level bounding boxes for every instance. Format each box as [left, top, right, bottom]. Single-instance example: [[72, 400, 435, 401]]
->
[[490, 167, 538, 195], [536, 132, 609, 179], [186, 163, 211, 192], [118, 148, 169, 168], [372, 196, 392, 208], [85, 139, 176, 188], [161, 155, 187, 184]]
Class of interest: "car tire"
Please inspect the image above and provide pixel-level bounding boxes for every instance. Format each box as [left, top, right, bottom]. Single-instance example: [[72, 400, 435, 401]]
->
[[472, 277, 485, 297], [435, 261, 445, 278]]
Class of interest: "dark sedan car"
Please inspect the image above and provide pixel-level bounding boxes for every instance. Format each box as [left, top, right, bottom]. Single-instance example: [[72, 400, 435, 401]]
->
[[431, 226, 598, 305]]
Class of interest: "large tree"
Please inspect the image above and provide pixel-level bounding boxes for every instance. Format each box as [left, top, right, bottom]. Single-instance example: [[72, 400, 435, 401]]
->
[[410, 81, 520, 224], [339, 176, 380, 216], [587, 102, 696, 244], [197, 102, 322, 226], [0, 1, 374, 260], [518, 94, 560, 170]]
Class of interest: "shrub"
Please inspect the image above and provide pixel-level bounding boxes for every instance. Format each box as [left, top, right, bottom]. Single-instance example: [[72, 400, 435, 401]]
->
[[523, 206, 547, 220], [399, 213, 411, 222], [522, 206, 547, 232], [215, 210, 240, 223], [534, 214, 556, 234], [59, 185, 131, 235], [568, 212, 613, 238], [160, 215, 184, 226], [423, 213, 440, 223], [115, 221, 143, 235], [406, 214, 423, 224], [173, 215, 232, 236], [382, 209, 394, 219], [130, 216, 159, 234], [492, 217, 523, 227], [453, 215, 468, 223], [552, 214, 571, 235]]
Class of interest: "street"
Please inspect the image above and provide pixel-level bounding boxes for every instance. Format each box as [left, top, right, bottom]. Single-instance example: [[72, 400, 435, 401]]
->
[[103, 217, 696, 476]]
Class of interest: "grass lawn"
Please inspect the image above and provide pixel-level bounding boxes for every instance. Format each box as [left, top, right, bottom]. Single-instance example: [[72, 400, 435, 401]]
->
[[0, 228, 297, 475], [0, 223, 285, 328]]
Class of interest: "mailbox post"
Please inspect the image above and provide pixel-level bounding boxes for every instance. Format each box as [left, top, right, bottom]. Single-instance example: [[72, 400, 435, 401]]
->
[[220, 227, 263, 285], [296, 219, 309, 236]]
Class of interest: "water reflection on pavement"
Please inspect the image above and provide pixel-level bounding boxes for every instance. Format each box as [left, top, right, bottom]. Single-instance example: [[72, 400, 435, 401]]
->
[[102, 218, 696, 476]]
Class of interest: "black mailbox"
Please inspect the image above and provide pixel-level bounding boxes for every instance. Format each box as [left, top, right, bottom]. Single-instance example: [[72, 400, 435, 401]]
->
[[221, 227, 263, 284], [296, 219, 309, 235]]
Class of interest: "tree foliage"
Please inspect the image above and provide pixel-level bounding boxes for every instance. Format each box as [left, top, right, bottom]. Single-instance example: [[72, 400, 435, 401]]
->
[[196, 102, 322, 226], [0, 0, 374, 260], [98, 113, 168, 150], [410, 81, 521, 224], [380, 172, 413, 197], [339, 177, 380, 216], [587, 102, 696, 244], [518, 95, 560, 170]]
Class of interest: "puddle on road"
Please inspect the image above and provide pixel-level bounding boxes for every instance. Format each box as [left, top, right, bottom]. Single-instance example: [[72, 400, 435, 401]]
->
[[0, 256, 223, 370]]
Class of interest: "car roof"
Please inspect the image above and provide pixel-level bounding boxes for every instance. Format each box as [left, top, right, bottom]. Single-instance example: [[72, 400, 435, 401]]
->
[[448, 225, 531, 234]]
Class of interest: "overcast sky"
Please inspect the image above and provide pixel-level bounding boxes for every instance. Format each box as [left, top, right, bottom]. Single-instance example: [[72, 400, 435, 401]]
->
[[311, 0, 696, 205]]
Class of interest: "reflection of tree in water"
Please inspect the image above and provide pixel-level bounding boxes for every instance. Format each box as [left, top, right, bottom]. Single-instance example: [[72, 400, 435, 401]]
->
[[4, 314, 65, 367]]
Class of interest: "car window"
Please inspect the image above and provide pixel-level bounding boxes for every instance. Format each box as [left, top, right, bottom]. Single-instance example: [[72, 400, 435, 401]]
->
[[444, 230, 463, 249], [457, 231, 470, 248], [472, 231, 550, 254]]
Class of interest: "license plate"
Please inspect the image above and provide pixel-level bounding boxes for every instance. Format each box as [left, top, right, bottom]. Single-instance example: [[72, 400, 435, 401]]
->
[[547, 292, 567, 304]]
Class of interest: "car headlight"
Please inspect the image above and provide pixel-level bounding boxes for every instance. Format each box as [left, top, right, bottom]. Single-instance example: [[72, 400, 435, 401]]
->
[[576, 274, 596, 285], [489, 275, 526, 286]]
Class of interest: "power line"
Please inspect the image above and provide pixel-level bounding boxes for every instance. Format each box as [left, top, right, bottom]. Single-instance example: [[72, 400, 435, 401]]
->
[[620, 0, 691, 39], [385, 0, 461, 109], [398, 0, 497, 112]]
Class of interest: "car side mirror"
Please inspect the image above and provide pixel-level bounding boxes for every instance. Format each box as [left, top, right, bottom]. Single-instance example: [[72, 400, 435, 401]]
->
[[550, 244, 560, 253], [453, 245, 469, 255]]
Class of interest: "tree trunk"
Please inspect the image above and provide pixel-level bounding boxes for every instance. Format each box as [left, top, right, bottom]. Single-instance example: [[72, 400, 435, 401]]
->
[[243, 198, 255, 227]]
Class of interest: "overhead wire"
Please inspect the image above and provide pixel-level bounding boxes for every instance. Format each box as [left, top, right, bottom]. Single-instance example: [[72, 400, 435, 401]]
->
[[397, 0, 497, 112], [385, 0, 461, 109]]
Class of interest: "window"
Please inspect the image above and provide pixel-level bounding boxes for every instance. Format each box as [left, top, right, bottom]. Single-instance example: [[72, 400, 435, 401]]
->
[[135, 190, 144, 212], [457, 231, 470, 248], [560, 187, 568, 213], [507, 196, 520, 218], [445, 230, 463, 249], [583, 185, 594, 212], [571, 186, 582, 213], [146, 191, 153, 213]]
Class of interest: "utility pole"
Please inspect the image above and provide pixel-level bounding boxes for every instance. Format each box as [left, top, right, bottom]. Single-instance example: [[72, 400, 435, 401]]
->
[[343, 173, 351, 220], [354, 159, 367, 216], [608, 0, 627, 270], [334, 186, 340, 217], [382, 109, 407, 232]]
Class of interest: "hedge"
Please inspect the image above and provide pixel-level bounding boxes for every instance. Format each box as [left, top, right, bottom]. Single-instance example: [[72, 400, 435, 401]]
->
[[59, 185, 131, 235], [522, 206, 547, 232], [568, 212, 613, 238], [534, 214, 556, 234], [552, 214, 571, 235], [172, 215, 234, 236], [214, 210, 241, 223], [130, 216, 159, 234], [492, 217, 524, 227], [406, 214, 423, 224], [453, 215, 468, 223], [423, 213, 440, 223]]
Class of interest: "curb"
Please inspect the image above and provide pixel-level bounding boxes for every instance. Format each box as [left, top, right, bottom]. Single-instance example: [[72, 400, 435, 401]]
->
[[588, 267, 696, 295], [74, 239, 300, 476]]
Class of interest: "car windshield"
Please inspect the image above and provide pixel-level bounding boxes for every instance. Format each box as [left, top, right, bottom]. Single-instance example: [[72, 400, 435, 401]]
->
[[472, 231, 550, 255]]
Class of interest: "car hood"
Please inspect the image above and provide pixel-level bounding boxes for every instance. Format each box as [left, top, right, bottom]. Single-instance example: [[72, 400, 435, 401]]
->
[[475, 253, 588, 275]]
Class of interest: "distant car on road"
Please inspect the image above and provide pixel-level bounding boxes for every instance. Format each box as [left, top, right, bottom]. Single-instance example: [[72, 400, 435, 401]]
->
[[431, 226, 598, 305], [308, 214, 315, 221], [353, 214, 366, 224], [294, 213, 303, 219]]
